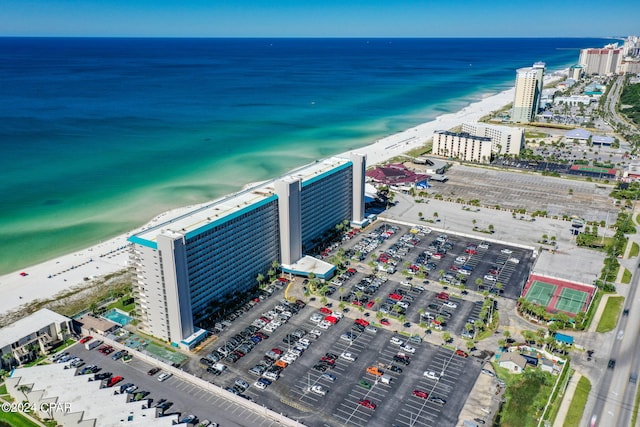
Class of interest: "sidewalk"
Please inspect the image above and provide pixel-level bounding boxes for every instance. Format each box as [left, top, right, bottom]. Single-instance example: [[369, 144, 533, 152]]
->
[[554, 371, 582, 427]]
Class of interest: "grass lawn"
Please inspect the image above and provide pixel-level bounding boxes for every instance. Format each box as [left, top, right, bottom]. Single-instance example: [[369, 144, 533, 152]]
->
[[498, 370, 555, 427], [0, 410, 41, 427], [106, 296, 135, 313], [525, 130, 548, 138], [622, 268, 632, 284], [630, 242, 640, 258], [596, 296, 625, 333], [563, 376, 591, 427]]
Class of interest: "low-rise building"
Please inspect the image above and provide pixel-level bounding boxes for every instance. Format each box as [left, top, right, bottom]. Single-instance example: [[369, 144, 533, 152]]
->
[[5, 363, 182, 426], [0, 309, 72, 370], [498, 352, 527, 373], [432, 130, 493, 163]]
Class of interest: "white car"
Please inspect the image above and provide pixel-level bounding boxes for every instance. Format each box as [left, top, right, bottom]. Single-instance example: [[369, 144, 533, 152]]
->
[[318, 320, 332, 329], [333, 311, 344, 319], [309, 385, 328, 396], [390, 337, 404, 345], [254, 380, 267, 390], [158, 372, 172, 382], [400, 344, 416, 354], [365, 326, 378, 334], [459, 269, 471, 276], [478, 242, 490, 249], [310, 313, 324, 323], [484, 274, 497, 282], [310, 329, 322, 336], [397, 301, 410, 309], [509, 257, 520, 264], [501, 248, 513, 254], [340, 352, 357, 362], [423, 371, 440, 380], [444, 301, 457, 309]]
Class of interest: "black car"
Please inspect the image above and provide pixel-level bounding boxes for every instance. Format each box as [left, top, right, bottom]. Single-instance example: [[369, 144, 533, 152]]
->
[[157, 401, 173, 411], [313, 364, 328, 372], [94, 372, 112, 381], [389, 365, 403, 373], [393, 355, 411, 365], [608, 359, 616, 369]]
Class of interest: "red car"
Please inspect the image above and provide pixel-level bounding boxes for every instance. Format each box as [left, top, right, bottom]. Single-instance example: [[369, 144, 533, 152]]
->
[[347, 268, 357, 274], [355, 318, 370, 327], [325, 316, 338, 324], [79, 336, 93, 344], [389, 293, 403, 301], [352, 300, 362, 306], [436, 293, 449, 301], [380, 319, 391, 326], [272, 348, 283, 355], [455, 350, 469, 358], [366, 300, 375, 309], [107, 376, 123, 387], [449, 265, 460, 271], [465, 248, 478, 255], [412, 390, 429, 399], [320, 307, 332, 314], [320, 356, 336, 364], [358, 399, 377, 410]]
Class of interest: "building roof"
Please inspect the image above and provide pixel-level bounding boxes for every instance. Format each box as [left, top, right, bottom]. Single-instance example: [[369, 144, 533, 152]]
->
[[129, 157, 352, 249], [499, 352, 527, 369], [7, 364, 182, 426], [564, 129, 592, 140], [365, 163, 430, 185], [592, 135, 615, 144], [555, 333, 574, 345], [76, 313, 119, 335], [281, 255, 336, 280], [0, 309, 69, 349]]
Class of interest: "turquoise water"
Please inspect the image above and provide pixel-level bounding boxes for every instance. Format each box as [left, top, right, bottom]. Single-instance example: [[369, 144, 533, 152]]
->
[[103, 309, 133, 326], [0, 38, 608, 274]]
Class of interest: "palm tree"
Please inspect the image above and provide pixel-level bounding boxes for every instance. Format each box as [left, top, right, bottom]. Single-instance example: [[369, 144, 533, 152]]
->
[[256, 273, 265, 286], [466, 340, 475, 351], [442, 332, 452, 344]]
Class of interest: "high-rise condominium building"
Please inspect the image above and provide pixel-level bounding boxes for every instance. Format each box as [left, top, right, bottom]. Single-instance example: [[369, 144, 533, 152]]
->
[[512, 62, 545, 123], [579, 46, 623, 76], [461, 123, 524, 156], [128, 154, 366, 348]]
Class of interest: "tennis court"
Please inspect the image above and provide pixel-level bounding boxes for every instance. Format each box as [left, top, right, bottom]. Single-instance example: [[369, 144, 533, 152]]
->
[[554, 287, 589, 315], [523, 281, 556, 306], [522, 274, 595, 316]]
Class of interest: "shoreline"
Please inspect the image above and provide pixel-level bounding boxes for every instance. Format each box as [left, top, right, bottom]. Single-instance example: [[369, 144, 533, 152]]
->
[[0, 72, 565, 319]]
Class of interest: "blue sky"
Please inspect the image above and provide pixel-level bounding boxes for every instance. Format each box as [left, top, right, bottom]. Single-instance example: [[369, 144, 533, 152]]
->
[[1, 0, 637, 37]]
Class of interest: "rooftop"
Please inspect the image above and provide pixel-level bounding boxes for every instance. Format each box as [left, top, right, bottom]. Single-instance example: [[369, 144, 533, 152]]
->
[[130, 157, 351, 248], [8, 364, 182, 426], [0, 309, 69, 349]]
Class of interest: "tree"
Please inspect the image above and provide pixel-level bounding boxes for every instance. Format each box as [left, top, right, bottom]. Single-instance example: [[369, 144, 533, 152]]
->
[[503, 330, 511, 340], [256, 273, 265, 286], [466, 340, 475, 351], [433, 212, 439, 218], [498, 338, 507, 349], [442, 332, 452, 343]]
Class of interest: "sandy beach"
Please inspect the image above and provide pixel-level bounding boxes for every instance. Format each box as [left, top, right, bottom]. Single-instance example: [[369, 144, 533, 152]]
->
[[0, 73, 564, 319]]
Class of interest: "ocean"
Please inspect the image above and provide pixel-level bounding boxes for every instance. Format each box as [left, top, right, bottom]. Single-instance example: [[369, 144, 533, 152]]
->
[[0, 37, 608, 274]]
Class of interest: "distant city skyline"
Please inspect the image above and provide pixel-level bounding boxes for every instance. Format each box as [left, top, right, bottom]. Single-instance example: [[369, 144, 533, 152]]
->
[[2, 0, 637, 38]]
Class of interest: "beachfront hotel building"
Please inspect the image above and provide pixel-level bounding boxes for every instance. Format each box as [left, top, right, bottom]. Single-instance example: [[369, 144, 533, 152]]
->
[[128, 154, 366, 348], [512, 62, 545, 123], [432, 130, 493, 164], [461, 122, 524, 156], [579, 45, 623, 76]]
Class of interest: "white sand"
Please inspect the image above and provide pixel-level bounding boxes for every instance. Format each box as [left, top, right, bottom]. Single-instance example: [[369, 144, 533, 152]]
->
[[0, 73, 564, 317]]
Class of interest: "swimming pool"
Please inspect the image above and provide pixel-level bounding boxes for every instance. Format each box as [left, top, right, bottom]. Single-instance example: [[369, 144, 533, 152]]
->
[[103, 308, 133, 326]]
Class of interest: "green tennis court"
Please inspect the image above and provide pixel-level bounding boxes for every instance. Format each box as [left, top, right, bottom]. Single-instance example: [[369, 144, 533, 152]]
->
[[524, 281, 556, 306], [554, 287, 588, 315]]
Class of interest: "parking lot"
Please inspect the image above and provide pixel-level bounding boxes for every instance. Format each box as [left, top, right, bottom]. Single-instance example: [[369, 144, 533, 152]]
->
[[63, 344, 277, 427], [423, 164, 613, 221], [180, 221, 537, 426]]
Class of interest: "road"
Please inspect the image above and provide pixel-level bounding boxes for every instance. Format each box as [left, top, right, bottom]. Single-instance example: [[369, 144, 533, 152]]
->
[[591, 262, 640, 427]]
